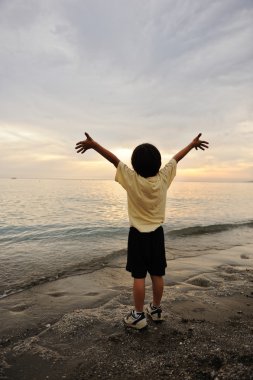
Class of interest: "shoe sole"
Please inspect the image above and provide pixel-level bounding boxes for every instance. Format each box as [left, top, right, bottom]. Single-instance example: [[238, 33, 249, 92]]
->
[[123, 319, 148, 330]]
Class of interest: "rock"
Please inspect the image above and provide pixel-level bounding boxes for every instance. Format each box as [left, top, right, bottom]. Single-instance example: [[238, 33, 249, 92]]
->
[[187, 276, 213, 288], [240, 254, 250, 259], [210, 355, 223, 370]]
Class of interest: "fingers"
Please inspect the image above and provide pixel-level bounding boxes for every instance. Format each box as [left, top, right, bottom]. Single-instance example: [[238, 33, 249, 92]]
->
[[76, 147, 87, 154], [75, 132, 92, 152], [75, 140, 89, 148], [75, 132, 91, 147], [195, 139, 209, 151], [75, 145, 84, 151], [75, 142, 86, 150], [76, 137, 90, 145], [198, 143, 209, 151]]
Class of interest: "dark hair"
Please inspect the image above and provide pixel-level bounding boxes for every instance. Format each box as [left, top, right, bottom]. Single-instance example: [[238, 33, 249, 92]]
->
[[131, 143, 161, 178]]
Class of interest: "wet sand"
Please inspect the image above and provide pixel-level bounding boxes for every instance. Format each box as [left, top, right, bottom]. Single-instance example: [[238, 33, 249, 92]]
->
[[0, 245, 253, 379]]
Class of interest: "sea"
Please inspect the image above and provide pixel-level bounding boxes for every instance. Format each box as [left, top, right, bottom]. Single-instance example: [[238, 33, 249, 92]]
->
[[0, 178, 252, 299]]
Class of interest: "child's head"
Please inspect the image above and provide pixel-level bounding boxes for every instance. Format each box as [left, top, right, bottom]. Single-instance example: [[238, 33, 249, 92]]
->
[[131, 143, 161, 178]]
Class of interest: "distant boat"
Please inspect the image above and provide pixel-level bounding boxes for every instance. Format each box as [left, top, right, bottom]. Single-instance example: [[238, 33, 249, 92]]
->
[[11, 177, 17, 179]]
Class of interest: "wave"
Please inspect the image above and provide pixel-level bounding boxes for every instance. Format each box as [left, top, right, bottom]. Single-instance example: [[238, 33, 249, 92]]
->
[[167, 220, 253, 238], [1, 220, 253, 245], [0, 224, 128, 244]]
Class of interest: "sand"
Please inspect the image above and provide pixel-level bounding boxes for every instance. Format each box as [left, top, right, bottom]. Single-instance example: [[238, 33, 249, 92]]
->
[[0, 245, 253, 380]]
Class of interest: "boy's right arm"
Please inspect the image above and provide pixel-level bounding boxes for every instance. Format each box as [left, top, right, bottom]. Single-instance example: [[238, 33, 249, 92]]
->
[[75, 132, 120, 168]]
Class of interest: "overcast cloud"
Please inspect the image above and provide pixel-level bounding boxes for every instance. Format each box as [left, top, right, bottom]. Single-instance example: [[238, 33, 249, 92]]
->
[[0, 0, 252, 181]]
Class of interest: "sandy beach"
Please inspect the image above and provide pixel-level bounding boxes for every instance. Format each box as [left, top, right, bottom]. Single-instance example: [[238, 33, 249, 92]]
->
[[0, 244, 252, 380]]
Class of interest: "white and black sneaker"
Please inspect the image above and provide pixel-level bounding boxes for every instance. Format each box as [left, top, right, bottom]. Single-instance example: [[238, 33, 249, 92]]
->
[[145, 303, 163, 322], [123, 310, 148, 330]]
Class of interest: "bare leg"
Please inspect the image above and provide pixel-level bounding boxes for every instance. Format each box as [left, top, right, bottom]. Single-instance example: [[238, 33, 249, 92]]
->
[[133, 278, 145, 312], [151, 275, 164, 307]]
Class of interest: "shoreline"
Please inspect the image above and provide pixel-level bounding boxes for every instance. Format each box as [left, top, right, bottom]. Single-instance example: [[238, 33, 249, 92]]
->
[[0, 244, 252, 379], [1, 220, 252, 300]]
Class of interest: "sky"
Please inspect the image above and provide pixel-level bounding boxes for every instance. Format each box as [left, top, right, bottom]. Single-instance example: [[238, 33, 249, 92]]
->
[[0, 0, 252, 181]]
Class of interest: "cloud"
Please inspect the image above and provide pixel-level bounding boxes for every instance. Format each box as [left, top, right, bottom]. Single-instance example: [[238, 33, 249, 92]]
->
[[0, 0, 252, 180]]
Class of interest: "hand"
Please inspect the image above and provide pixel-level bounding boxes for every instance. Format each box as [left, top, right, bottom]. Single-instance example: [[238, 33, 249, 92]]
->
[[192, 133, 209, 151], [75, 132, 95, 154]]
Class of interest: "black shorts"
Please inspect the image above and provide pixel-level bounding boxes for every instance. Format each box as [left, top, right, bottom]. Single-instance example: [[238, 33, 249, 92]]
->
[[126, 226, 167, 278]]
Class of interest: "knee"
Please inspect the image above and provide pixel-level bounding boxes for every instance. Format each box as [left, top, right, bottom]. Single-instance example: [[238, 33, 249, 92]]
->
[[150, 275, 164, 285]]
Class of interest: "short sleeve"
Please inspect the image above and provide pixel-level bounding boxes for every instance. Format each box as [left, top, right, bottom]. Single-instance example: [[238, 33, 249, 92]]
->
[[159, 158, 177, 188], [115, 161, 134, 191]]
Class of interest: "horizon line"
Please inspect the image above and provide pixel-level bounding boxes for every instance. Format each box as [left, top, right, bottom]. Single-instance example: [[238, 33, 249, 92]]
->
[[1, 177, 252, 183]]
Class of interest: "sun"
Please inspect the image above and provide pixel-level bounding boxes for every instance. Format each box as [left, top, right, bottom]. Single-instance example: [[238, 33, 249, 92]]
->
[[112, 148, 132, 164]]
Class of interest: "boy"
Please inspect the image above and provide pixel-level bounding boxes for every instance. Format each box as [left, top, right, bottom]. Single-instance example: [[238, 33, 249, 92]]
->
[[75, 132, 209, 330]]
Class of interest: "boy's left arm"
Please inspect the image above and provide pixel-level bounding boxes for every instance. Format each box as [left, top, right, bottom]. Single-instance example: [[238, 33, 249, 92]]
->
[[173, 133, 209, 163]]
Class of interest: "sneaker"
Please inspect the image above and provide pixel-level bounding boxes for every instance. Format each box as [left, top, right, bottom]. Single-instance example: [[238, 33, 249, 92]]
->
[[145, 303, 163, 322], [123, 310, 148, 330]]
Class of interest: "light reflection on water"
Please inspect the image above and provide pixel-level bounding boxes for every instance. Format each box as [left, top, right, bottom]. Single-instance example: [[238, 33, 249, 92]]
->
[[166, 181, 253, 229], [1, 179, 252, 230]]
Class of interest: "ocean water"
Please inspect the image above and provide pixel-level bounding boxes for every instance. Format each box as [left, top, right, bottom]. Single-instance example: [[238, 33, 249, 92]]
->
[[0, 178, 252, 298]]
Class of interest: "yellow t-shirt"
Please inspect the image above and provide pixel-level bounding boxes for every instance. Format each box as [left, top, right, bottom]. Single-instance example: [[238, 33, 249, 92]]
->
[[115, 158, 177, 232]]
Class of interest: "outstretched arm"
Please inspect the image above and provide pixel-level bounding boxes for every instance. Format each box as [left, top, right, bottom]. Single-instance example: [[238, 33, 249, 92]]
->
[[173, 133, 209, 163], [75, 132, 120, 168]]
